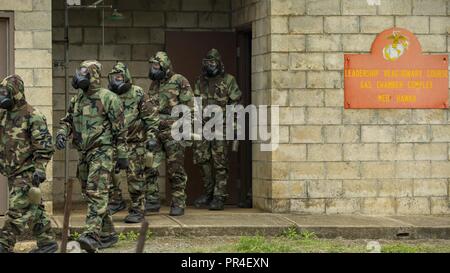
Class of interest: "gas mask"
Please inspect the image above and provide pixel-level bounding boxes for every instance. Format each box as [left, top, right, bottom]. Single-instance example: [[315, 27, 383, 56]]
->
[[72, 67, 91, 92], [203, 60, 219, 77], [108, 73, 131, 95], [0, 86, 13, 110], [148, 66, 166, 81]]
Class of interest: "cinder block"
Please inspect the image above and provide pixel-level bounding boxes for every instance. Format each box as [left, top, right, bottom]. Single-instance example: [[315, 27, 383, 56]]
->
[[307, 180, 343, 198], [379, 179, 414, 197], [290, 126, 323, 143], [326, 162, 360, 179], [307, 107, 342, 125], [397, 197, 430, 215], [414, 179, 448, 197], [306, 0, 340, 15], [291, 198, 326, 214], [307, 144, 343, 161], [362, 197, 397, 215], [361, 162, 396, 179], [343, 179, 378, 198], [413, 0, 447, 15], [324, 125, 360, 143], [289, 16, 323, 34], [324, 16, 359, 33], [343, 144, 378, 161], [361, 126, 395, 143]]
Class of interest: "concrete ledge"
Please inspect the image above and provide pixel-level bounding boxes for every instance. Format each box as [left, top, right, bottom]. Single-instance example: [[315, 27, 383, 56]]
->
[[3, 208, 450, 240]]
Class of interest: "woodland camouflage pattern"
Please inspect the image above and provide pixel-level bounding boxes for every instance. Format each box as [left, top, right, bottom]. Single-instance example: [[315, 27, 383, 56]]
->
[[145, 52, 194, 208], [58, 60, 127, 239], [0, 75, 56, 252], [108, 62, 160, 212], [193, 49, 242, 200]]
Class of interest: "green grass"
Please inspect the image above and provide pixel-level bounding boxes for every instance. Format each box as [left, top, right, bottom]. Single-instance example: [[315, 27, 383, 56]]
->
[[103, 228, 450, 253], [118, 230, 154, 242]]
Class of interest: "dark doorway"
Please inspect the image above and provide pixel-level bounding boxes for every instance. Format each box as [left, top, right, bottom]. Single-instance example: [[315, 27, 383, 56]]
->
[[0, 13, 13, 216], [165, 31, 252, 206]]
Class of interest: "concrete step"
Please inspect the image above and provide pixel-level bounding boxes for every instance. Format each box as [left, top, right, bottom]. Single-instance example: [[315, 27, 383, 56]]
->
[[3, 208, 450, 240]]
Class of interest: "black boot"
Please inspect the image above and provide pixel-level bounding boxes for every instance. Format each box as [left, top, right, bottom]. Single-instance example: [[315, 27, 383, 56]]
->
[[0, 244, 11, 253], [144, 201, 161, 215], [29, 242, 59, 253], [169, 205, 185, 217], [194, 195, 212, 209], [77, 233, 100, 253], [108, 200, 127, 215], [99, 233, 119, 249], [124, 208, 145, 224], [209, 196, 225, 211]]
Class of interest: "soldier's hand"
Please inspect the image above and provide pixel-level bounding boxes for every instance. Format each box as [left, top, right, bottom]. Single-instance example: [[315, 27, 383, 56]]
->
[[56, 134, 67, 150], [146, 139, 158, 151], [32, 170, 46, 187], [116, 158, 129, 170]]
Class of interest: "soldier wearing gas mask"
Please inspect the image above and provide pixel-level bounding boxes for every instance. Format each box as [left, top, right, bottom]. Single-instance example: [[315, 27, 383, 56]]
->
[[0, 75, 57, 253], [193, 49, 242, 211], [56, 60, 128, 253], [107, 62, 159, 223], [144, 51, 194, 217]]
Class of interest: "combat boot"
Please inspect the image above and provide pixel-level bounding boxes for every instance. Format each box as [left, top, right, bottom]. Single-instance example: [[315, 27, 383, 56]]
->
[[99, 233, 119, 249], [108, 200, 127, 215], [169, 204, 185, 217], [0, 244, 11, 253], [144, 200, 161, 215], [194, 194, 213, 209], [209, 196, 225, 211], [78, 233, 100, 253], [29, 242, 59, 253], [124, 208, 145, 224]]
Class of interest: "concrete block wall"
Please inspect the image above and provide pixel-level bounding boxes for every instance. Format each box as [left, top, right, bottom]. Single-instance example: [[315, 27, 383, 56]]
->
[[265, 0, 450, 215], [0, 0, 54, 212], [51, 0, 233, 205]]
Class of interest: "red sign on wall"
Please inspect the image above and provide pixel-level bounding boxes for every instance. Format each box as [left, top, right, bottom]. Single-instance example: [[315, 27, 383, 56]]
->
[[344, 28, 448, 109]]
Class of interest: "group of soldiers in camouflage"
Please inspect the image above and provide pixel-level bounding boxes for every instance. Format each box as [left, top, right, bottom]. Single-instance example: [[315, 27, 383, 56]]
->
[[0, 48, 241, 253]]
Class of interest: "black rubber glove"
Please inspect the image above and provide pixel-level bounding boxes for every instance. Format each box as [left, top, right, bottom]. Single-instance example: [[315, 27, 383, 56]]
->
[[115, 158, 129, 171], [56, 134, 67, 150], [146, 139, 158, 151], [32, 170, 46, 187]]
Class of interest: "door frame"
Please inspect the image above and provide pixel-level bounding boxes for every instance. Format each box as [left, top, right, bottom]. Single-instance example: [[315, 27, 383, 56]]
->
[[0, 11, 14, 215], [0, 12, 15, 75], [236, 25, 253, 208]]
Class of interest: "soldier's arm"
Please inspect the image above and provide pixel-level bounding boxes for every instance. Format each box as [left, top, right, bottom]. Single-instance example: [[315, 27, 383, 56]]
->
[[227, 75, 242, 105], [194, 79, 201, 97], [57, 95, 76, 137], [139, 89, 160, 141], [105, 93, 128, 159], [178, 76, 194, 108], [226, 75, 243, 135], [30, 111, 55, 174]]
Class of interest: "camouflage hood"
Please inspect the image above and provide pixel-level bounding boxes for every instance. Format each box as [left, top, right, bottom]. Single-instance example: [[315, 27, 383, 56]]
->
[[149, 51, 174, 78], [0, 75, 27, 110], [203, 48, 225, 76], [80, 60, 102, 92], [109, 62, 133, 84]]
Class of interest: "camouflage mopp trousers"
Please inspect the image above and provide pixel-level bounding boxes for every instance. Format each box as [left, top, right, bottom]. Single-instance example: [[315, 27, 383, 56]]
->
[[0, 171, 55, 252], [109, 142, 147, 212], [78, 146, 116, 240], [193, 139, 230, 200]]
